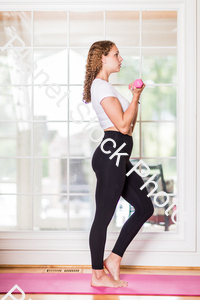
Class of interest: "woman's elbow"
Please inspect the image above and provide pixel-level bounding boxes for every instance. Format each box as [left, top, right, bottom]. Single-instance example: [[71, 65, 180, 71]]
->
[[119, 126, 129, 135]]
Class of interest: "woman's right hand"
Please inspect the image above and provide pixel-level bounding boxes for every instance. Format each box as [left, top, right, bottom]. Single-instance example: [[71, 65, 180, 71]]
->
[[129, 82, 146, 96]]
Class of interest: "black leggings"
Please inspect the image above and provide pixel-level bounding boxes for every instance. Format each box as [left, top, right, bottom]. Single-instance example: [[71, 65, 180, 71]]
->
[[89, 131, 154, 270]]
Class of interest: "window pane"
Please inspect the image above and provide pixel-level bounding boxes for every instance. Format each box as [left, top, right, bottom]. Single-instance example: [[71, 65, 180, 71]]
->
[[69, 122, 102, 157], [141, 86, 177, 121], [69, 85, 96, 121], [33, 158, 67, 194], [69, 11, 103, 47], [33, 11, 68, 47], [0, 51, 10, 85], [142, 11, 177, 47], [141, 196, 177, 232], [0, 49, 32, 85], [33, 86, 68, 120], [0, 158, 31, 193], [33, 122, 68, 157], [33, 195, 68, 230], [69, 195, 94, 231], [142, 48, 177, 84], [0, 86, 32, 121], [0, 122, 31, 156], [105, 11, 140, 47], [69, 49, 88, 85], [141, 122, 176, 157], [107, 197, 131, 232], [33, 49, 68, 85], [130, 158, 177, 194], [0, 12, 31, 47], [109, 48, 140, 84], [69, 159, 96, 194], [0, 195, 32, 230]]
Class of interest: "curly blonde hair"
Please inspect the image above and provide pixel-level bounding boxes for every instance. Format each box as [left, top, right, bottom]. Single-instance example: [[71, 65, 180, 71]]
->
[[82, 40, 115, 103]]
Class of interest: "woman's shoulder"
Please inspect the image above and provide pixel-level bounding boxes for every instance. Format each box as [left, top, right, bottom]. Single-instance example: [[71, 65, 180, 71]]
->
[[90, 78, 117, 104], [91, 78, 115, 91]]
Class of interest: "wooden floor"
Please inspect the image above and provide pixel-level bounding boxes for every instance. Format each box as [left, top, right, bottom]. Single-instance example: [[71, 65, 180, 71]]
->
[[0, 266, 200, 300]]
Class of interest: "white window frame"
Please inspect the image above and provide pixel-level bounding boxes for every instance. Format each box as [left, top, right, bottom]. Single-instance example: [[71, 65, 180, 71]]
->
[[0, 0, 197, 266]]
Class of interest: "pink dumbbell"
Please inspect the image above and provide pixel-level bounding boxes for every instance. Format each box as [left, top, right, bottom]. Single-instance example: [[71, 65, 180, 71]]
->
[[128, 79, 144, 90]]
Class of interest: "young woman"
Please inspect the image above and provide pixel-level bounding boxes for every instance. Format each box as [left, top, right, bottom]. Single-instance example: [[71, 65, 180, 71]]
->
[[82, 40, 154, 288]]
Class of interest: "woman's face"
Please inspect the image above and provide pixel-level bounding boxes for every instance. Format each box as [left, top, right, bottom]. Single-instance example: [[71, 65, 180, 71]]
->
[[102, 45, 123, 73]]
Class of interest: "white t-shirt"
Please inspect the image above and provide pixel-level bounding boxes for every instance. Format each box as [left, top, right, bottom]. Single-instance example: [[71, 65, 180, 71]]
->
[[90, 78, 130, 130]]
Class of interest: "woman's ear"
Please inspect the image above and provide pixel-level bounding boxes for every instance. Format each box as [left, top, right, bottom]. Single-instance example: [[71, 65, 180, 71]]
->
[[101, 54, 107, 64]]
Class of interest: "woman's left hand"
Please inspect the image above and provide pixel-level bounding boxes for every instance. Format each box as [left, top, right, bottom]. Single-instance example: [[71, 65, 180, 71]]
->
[[128, 125, 134, 135]]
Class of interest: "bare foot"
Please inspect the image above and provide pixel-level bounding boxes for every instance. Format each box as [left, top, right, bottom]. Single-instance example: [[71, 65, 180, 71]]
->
[[90, 269, 128, 288], [103, 253, 121, 280]]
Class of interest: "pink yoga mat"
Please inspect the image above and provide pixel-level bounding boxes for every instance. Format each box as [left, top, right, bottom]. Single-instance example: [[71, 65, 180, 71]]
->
[[0, 273, 200, 296]]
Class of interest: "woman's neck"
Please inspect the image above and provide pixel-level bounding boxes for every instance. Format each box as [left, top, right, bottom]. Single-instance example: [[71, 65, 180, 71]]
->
[[95, 77, 109, 82], [95, 70, 110, 82]]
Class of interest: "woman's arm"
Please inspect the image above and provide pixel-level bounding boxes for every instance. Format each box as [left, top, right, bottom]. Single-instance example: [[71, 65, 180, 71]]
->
[[128, 105, 139, 135], [100, 93, 140, 135]]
